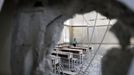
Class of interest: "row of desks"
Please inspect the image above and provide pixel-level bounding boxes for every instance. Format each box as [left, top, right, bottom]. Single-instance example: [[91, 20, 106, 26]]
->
[[51, 46, 88, 75], [52, 48, 84, 59], [59, 48, 83, 64], [52, 47, 88, 64]]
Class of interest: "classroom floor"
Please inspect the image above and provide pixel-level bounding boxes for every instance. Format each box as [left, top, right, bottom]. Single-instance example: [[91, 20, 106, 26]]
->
[[75, 44, 112, 75]]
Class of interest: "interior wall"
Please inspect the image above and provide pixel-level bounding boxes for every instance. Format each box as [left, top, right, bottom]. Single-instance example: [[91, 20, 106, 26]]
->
[[58, 26, 70, 44], [72, 26, 118, 44]]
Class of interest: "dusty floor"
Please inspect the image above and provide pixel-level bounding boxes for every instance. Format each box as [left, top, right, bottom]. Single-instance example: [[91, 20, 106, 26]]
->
[[77, 47, 104, 75]]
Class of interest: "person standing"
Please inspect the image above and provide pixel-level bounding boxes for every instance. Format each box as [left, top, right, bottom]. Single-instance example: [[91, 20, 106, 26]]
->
[[71, 38, 77, 47]]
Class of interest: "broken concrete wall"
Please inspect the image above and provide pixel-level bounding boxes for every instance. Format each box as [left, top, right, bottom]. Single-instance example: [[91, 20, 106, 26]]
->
[[11, 6, 69, 75], [0, 0, 70, 74], [0, 0, 16, 75]]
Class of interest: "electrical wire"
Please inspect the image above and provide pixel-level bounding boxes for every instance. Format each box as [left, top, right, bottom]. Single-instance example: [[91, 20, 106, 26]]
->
[[84, 13, 98, 46], [77, 12, 98, 75], [82, 19, 111, 75]]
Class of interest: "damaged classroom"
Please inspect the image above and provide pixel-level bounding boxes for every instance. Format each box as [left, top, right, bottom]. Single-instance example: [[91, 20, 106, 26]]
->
[[0, 0, 134, 75]]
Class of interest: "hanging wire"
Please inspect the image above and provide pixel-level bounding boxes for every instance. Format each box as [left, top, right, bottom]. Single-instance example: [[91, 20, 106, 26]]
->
[[77, 12, 98, 75], [82, 19, 111, 75], [81, 15, 85, 46], [84, 12, 98, 47]]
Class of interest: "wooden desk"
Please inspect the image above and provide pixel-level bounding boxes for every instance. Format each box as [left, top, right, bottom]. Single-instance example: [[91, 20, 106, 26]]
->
[[60, 48, 83, 54], [56, 45, 70, 48], [51, 51, 73, 71], [51, 51, 73, 59], [60, 48, 83, 64], [69, 47, 88, 54]]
